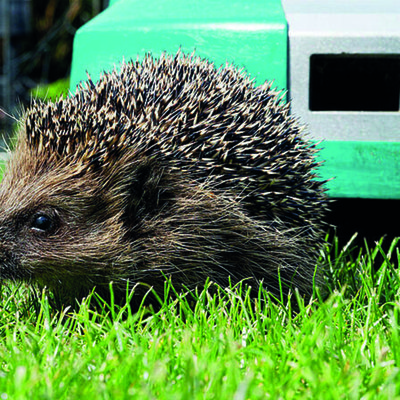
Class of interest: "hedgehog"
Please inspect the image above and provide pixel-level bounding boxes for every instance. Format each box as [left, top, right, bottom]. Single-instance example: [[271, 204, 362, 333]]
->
[[0, 53, 328, 308]]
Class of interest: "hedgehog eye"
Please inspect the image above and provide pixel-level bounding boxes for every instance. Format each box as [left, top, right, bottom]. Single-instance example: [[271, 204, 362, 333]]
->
[[31, 214, 54, 232]]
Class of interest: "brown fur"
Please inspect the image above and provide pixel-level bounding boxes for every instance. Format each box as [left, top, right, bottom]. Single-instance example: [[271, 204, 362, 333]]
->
[[0, 53, 328, 307]]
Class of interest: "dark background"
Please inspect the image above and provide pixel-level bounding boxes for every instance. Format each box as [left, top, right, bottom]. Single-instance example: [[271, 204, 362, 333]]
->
[[1, 0, 107, 126], [326, 198, 399, 253]]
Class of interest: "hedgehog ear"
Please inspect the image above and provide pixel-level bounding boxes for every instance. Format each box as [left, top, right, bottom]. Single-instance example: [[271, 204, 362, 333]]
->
[[117, 159, 168, 229]]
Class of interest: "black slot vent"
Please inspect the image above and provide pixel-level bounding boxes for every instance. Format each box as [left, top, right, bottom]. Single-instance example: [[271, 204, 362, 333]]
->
[[309, 54, 400, 111]]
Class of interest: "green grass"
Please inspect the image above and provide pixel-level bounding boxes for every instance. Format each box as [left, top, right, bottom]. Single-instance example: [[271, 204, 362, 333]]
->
[[30, 78, 70, 101], [0, 235, 399, 399]]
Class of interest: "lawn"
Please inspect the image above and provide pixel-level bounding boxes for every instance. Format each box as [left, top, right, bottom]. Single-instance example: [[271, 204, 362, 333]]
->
[[0, 234, 399, 399]]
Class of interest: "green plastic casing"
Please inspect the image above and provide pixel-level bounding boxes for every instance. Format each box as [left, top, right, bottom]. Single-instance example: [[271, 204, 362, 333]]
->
[[318, 141, 400, 199], [70, 0, 288, 90], [69, 0, 400, 199]]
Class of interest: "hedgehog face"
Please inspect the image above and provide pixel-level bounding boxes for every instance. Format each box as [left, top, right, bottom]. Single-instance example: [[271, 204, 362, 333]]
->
[[0, 136, 172, 295], [0, 146, 127, 287]]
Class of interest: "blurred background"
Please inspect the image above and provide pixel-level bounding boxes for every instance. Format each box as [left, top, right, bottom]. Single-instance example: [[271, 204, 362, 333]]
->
[[0, 0, 108, 133]]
